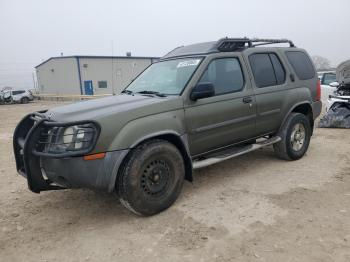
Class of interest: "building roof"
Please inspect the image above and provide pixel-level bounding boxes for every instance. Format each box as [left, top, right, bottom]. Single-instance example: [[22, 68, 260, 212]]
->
[[35, 55, 160, 68]]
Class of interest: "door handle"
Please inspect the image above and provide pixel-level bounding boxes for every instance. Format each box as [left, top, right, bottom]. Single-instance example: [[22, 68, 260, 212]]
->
[[290, 73, 295, 82], [242, 96, 253, 104]]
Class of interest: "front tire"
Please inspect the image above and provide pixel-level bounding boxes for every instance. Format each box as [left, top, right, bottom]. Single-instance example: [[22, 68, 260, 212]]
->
[[117, 139, 185, 216], [273, 113, 311, 160]]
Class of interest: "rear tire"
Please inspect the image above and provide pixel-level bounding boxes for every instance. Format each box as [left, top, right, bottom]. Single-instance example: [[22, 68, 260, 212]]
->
[[21, 97, 29, 104], [273, 113, 311, 160], [117, 139, 185, 216]]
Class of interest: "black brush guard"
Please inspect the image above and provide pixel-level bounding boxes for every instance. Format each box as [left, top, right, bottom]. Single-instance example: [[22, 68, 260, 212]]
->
[[13, 112, 100, 193], [13, 111, 65, 193]]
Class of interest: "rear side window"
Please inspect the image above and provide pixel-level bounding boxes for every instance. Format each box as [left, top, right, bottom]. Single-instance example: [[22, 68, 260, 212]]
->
[[198, 58, 244, 95], [249, 53, 286, 88], [12, 90, 25, 95], [285, 51, 315, 80]]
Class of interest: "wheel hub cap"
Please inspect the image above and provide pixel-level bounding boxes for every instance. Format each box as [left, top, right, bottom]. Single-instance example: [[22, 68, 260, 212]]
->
[[141, 159, 171, 196], [290, 123, 306, 151]]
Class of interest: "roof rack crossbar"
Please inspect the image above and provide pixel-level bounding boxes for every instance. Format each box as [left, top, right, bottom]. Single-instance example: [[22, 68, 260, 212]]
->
[[216, 37, 295, 52], [250, 38, 295, 47]]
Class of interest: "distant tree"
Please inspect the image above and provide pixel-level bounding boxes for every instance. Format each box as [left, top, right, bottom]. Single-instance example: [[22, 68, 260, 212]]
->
[[312, 55, 331, 71]]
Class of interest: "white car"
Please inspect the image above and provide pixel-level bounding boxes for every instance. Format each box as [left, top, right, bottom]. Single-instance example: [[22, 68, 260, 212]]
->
[[0, 89, 34, 104], [11, 90, 34, 103], [318, 71, 337, 102], [325, 61, 350, 111], [326, 82, 350, 111]]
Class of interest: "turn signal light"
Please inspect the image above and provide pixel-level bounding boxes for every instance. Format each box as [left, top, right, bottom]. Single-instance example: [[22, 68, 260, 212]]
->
[[83, 152, 106, 161]]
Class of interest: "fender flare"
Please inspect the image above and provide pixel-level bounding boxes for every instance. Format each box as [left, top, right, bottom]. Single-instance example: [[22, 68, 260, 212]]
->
[[129, 130, 185, 148], [279, 101, 313, 132], [108, 131, 193, 192]]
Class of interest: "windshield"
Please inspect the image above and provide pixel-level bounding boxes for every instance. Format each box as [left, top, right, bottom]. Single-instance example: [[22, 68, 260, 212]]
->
[[125, 58, 202, 95], [322, 73, 336, 85]]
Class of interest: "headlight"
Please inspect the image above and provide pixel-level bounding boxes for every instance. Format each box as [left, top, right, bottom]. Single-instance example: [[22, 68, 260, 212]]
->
[[63, 127, 74, 144], [43, 122, 99, 155]]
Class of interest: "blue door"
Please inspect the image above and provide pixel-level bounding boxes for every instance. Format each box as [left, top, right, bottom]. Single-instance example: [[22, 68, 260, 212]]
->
[[84, 81, 94, 95]]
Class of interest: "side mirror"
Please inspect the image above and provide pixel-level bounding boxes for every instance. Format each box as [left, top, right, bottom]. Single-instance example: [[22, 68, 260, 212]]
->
[[190, 82, 215, 101], [329, 82, 339, 88]]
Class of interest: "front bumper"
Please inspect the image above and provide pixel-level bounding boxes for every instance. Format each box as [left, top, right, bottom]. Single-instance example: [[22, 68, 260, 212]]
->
[[326, 95, 350, 111], [13, 112, 129, 193]]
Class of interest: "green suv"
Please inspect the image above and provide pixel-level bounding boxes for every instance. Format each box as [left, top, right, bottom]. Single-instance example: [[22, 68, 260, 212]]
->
[[14, 38, 322, 216]]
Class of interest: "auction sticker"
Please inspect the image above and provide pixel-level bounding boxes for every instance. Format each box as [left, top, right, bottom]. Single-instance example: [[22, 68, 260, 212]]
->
[[177, 59, 201, 68]]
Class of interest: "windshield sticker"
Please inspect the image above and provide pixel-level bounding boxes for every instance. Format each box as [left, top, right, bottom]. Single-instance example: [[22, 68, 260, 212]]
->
[[177, 59, 200, 68]]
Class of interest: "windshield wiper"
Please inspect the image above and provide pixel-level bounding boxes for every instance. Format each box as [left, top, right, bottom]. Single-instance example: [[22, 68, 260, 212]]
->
[[136, 91, 167, 97], [121, 90, 134, 95]]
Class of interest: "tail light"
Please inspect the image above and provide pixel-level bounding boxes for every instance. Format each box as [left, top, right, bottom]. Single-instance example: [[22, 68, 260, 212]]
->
[[316, 79, 321, 101]]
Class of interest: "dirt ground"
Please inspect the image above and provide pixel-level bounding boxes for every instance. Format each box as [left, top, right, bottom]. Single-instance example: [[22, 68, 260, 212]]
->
[[0, 101, 350, 262]]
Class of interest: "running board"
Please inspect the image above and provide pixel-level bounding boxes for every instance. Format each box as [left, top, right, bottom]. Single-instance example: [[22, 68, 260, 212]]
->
[[193, 136, 281, 169]]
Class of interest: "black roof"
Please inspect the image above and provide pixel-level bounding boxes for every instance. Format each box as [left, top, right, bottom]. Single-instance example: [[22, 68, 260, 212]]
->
[[162, 38, 295, 59], [35, 55, 160, 68]]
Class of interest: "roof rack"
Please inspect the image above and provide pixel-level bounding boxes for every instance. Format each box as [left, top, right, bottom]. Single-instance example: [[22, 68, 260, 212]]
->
[[250, 38, 295, 47], [216, 37, 295, 52]]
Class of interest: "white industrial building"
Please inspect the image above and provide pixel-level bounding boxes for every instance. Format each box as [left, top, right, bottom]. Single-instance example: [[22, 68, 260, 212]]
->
[[35, 55, 159, 95]]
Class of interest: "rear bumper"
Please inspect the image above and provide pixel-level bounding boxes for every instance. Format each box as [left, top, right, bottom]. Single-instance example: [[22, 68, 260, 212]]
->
[[13, 112, 129, 193], [312, 100, 322, 119]]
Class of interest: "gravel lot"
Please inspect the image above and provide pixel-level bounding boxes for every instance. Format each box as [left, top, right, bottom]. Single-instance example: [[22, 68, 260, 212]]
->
[[0, 101, 350, 262]]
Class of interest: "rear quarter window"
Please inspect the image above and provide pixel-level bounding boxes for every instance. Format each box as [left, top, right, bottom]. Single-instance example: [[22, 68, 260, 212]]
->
[[285, 51, 315, 80]]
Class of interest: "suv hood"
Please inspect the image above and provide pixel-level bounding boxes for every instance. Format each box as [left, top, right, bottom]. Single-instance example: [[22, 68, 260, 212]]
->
[[46, 94, 183, 122], [337, 60, 350, 85]]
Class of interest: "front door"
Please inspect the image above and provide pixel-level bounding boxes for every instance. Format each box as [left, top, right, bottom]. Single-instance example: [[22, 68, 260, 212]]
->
[[185, 56, 257, 156], [84, 80, 94, 95]]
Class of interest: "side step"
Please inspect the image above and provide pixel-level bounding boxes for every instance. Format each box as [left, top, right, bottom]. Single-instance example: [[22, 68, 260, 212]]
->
[[193, 136, 281, 169]]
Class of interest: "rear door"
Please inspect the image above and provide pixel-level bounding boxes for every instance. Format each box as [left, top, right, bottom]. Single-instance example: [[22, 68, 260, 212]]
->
[[184, 54, 257, 156], [12, 90, 25, 102], [243, 50, 296, 135]]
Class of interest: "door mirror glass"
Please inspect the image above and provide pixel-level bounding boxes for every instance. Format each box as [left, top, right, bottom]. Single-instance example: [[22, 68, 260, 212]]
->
[[329, 82, 339, 88], [190, 82, 215, 101]]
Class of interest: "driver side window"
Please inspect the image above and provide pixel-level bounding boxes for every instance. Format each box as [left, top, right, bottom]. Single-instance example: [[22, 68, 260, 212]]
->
[[198, 58, 244, 95]]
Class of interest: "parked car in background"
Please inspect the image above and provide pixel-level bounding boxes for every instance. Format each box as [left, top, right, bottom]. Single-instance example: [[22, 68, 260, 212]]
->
[[318, 71, 337, 101], [319, 71, 336, 85], [0, 89, 13, 104], [13, 90, 34, 103], [325, 60, 350, 111], [1, 88, 34, 104], [319, 60, 350, 128]]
